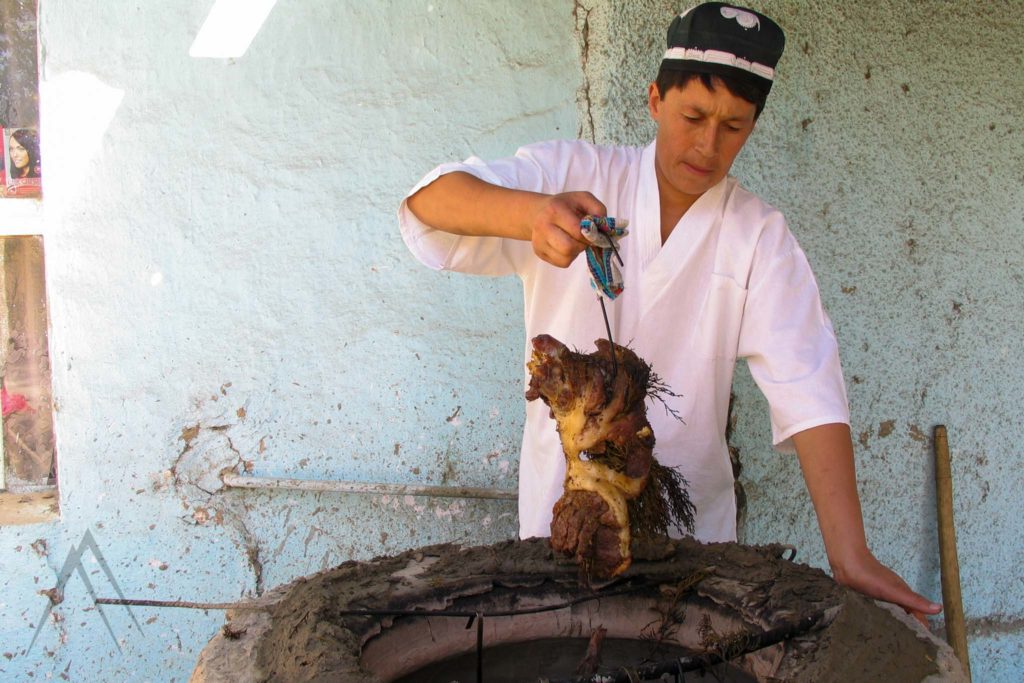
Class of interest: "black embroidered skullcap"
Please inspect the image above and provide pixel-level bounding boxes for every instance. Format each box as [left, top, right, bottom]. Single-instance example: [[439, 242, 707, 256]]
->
[[661, 2, 785, 96]]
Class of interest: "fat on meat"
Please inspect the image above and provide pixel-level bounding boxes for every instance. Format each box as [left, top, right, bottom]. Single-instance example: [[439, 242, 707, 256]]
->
[[526, 334, 693, 580]]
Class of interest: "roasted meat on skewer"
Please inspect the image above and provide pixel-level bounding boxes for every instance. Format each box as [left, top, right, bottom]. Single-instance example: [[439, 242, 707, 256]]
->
[[525, 334, 694, 580]]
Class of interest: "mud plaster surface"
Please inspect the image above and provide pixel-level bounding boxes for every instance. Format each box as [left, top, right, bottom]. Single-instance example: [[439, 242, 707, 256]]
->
[[191, 538, 966, 682]]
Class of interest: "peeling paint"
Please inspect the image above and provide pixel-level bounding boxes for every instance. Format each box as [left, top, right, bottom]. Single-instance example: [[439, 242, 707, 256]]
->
[[180, 424, 200, 449], [30, 539, 47, 558], [433, 500, 467, 520], [573, 0, 596, 141], [908, 424, 928, 443], [38, 587, 62, 606]]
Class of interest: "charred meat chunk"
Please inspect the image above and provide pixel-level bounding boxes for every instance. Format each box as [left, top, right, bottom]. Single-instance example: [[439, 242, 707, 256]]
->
[[526, 334, 693, 580]]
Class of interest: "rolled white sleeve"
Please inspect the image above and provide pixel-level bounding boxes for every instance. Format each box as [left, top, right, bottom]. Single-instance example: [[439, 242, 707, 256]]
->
[[737, 234, 850, 453], [398, 141, 580, 276]]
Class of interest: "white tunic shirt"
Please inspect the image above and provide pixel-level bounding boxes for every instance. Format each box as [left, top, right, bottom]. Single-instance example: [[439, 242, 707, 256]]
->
[[398, 139, 850, 543]]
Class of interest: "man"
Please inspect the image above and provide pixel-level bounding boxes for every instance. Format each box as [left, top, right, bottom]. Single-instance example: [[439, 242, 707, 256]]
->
[[399, 2, 940, 620]]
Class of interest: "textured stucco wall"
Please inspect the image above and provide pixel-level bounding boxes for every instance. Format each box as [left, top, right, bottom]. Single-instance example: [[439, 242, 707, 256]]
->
[[579, 1, 1023, 681], [1, 1, 1020, 681], [0, 1, 577, 680]]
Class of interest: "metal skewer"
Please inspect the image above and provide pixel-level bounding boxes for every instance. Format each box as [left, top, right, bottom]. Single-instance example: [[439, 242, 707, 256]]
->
[[606, 232, 623, 267], [599, 295, 617, 381]]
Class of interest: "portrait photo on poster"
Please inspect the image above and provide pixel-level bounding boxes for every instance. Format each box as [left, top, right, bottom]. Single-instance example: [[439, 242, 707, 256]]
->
[[3, 127, 41, 198]]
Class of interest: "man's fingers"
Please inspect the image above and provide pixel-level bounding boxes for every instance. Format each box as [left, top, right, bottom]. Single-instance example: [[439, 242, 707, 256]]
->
[[909, 609, 930, 629], [550, 205, 595, 245], [536, 225, 586, 267], [529, 191, 608, 267], [836, 553, 942, 627], [867, 572, 943, 622], [565, 191, 607, 224], [557, 192, 608, 243], [880, 575, 942, 616]]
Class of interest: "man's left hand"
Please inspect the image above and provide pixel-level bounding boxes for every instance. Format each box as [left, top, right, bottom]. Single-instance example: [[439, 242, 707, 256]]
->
[[791, 423, 942, 627], [831, 546, 942, 626]]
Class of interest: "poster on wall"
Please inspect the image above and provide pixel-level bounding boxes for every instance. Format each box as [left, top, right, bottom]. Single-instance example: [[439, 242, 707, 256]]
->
[[2, 127, 40, 197], [0, 0, 41, 199]]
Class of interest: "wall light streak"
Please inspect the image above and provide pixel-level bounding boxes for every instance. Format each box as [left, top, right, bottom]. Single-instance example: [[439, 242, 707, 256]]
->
[[39, 71, 124, 211], [189, 0, 278, 59]]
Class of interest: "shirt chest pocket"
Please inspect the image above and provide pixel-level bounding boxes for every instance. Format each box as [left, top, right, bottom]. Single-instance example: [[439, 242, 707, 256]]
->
[[695, 274, 748, 360]]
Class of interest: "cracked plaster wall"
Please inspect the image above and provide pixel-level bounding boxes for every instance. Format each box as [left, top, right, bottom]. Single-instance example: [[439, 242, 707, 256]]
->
[[0, 1, 578, 680], [576, 2, 1022, 681]]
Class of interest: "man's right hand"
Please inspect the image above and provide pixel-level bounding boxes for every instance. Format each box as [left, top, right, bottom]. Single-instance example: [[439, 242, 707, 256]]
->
[[406, 172, 607, 269], [528, 192, 607, 268]]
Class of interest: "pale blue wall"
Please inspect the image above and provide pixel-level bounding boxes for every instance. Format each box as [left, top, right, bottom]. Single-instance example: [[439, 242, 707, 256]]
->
[[581, 2, 1023, 681], [0, 1, 576, 680], [1, 1, 1020, 682]]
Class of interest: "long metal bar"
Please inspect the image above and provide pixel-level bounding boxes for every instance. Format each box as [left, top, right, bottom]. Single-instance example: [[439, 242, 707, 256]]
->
[[95, 597, 263, 610], [598, 296, 618, 381], [476, 612, 484, 683], [221, 472, 517, 501], [97, 581, 659, 615]]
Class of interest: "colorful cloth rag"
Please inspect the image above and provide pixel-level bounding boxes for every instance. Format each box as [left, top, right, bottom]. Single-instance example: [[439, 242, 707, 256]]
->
[[581, 215, 629, 300]]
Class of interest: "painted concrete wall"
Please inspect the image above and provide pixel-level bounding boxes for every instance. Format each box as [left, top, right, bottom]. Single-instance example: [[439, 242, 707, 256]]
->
[[0, 1, 578, 680], [0, 1, 1020, 682], [579, 2, 1023, 681]]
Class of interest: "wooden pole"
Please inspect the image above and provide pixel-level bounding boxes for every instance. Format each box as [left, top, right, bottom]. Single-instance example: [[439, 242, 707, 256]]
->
[[934, 424, 971, 680]]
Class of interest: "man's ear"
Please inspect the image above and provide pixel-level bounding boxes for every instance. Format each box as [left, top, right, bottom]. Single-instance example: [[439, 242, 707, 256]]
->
[[647, 82, 662, 121]]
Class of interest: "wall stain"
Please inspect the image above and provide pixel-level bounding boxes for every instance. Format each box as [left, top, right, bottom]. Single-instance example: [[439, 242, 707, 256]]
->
[[169, 390, 269, 596], [908, 424, 927, 443], [878, 420, 895, 437], [940, 615, 1024, 638], [30, 538, 47, 557], [234, 516, 265, 596], [573, 1, 596, 142], [38, 586, 62, 605]]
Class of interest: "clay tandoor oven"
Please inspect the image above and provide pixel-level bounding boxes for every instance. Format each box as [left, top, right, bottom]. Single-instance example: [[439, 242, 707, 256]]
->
[[191, 537, 967, 682]]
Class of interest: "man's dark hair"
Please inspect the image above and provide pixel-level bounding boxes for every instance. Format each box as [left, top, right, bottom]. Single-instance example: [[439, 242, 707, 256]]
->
[[655, 68, 769, 119]]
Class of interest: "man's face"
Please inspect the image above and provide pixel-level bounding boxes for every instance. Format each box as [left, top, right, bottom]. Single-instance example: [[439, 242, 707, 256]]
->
[[648, 76, 757, 207]]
